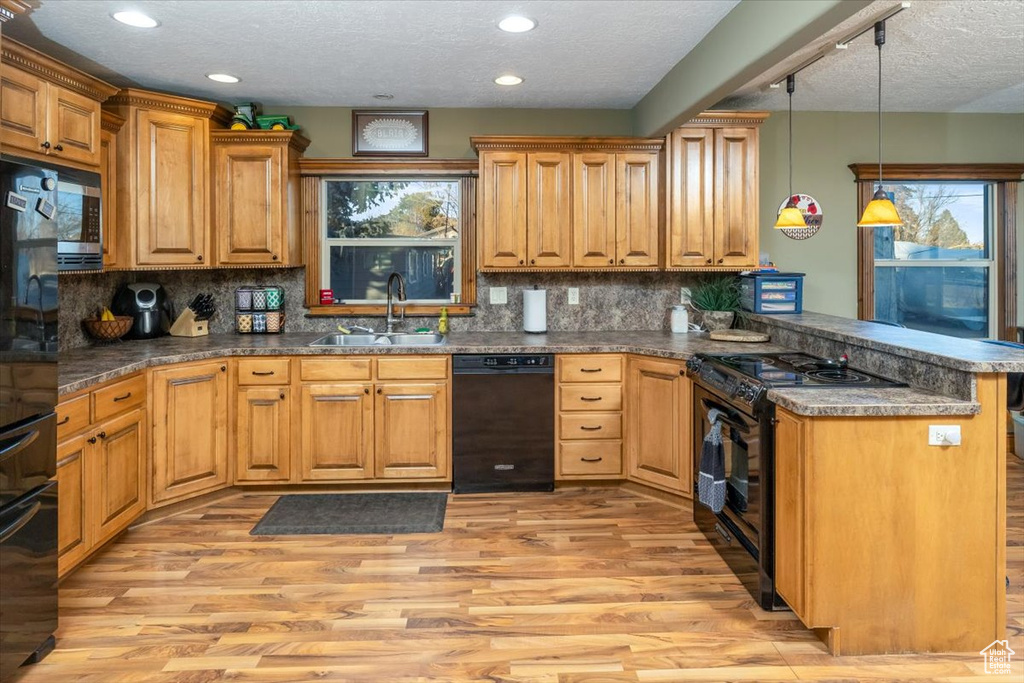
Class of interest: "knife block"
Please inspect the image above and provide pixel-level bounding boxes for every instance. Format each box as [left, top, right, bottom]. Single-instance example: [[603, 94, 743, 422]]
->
[[169, 308, 209, 337]]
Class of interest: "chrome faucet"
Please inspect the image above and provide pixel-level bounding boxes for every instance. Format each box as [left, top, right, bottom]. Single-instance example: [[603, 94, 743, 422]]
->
[[385, 272, 407, 333]]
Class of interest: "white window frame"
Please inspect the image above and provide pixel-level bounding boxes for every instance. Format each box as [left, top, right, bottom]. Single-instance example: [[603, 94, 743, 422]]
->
[[320, 177, 463, 305]]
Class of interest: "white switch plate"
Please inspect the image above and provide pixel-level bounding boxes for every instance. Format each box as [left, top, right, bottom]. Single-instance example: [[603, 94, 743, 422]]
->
[[567, 287, 580, 305], [489, 287, 507, 305], [680, 287, 692, 305], [928, 425, 962, 446]]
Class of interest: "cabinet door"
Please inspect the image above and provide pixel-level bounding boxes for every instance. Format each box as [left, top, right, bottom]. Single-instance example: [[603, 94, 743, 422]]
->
[[100, 127, 118, 267], [713, 128, 758, 267], [0, 66, 47, 155], [235, 387, 291, 482], [47, 85, 101, 166], [90, 408, 146, 544], [214, 142, 284, 265], [56, 436, 89, 576], [299, 383, 374, 480], [615, 152, 659, 266], [572, 153, 616, 267], [668, 128, 715, 267], [526, 152, 571, 267], [480, 151, 527, 267], [150, 362, 229, 504], [626, 358, 692, 494], [135, 109, 209, 266], [774, 409, 808, 620], [374, 382, 448, 479]]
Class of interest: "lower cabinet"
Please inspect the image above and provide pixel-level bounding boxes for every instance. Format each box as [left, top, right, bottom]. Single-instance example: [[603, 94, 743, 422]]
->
[[300, 383, 374, 480], [374, 382, 448, 479], [625, 356, 693, 495], [150, 362, 229, 505], [235, 386, 292, 482], [774, 408, 807, 620]]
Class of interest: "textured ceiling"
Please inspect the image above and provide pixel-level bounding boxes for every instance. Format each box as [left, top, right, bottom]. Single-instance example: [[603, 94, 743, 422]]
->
[[5, 0, 740, 109], [716, 0, 1024, 113]]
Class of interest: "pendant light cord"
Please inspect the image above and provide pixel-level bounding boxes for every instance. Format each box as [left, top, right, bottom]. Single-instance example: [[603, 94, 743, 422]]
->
[[876, 21, 884, 192], [789, 81, 794, 196]]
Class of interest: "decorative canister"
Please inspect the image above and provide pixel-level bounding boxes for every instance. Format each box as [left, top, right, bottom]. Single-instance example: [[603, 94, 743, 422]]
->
[[253, 312, 267, 333], [265, 287, 283, 310], [251, 289, 268, 310], [235, 287, 253, 310], [265, 310, 283, 333], [236, 313, 253, 333]]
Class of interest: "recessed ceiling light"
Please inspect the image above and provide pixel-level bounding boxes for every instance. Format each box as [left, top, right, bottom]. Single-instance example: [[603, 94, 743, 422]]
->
[[111, 11, 159, 28], [495, 75, 524, 86], [498, 16, 536, 33], [207, 73, 240, 84], [373, 93, 395, 100]]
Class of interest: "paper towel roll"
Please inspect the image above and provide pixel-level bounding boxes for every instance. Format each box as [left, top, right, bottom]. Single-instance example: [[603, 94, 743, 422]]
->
[[523, 288, 547, 333]]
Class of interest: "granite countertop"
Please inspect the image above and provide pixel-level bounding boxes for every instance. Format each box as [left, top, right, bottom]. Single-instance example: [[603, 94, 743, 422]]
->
[[58, 331, 981, 417], [750, 311, 1024, 373]]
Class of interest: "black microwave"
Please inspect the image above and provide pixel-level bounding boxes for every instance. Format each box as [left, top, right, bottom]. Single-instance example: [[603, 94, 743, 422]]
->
[[55, 166, 102, 271]]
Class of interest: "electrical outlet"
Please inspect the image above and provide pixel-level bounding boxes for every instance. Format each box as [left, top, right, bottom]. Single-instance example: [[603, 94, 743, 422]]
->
[[680, 287, 692, 305], [928, 425, 962, 446], [489, 287, 507, 305], [567, 288, 580, 305]]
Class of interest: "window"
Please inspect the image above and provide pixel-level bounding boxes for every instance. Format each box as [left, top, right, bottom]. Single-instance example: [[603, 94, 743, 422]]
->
[[322, 179, 461, 303], [872, 182, 995, 338]]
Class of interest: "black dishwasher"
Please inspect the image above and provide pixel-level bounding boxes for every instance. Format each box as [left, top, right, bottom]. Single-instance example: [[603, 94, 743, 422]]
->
[[452, 354, 554, 493]]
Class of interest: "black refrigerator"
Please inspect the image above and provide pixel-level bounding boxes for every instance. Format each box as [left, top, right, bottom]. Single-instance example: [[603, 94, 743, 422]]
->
[[0, 156, 59, 680]]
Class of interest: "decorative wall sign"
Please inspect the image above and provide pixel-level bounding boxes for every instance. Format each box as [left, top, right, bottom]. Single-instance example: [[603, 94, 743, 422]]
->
[[352, 110, 428, 156], [777, 193, 823, 240]]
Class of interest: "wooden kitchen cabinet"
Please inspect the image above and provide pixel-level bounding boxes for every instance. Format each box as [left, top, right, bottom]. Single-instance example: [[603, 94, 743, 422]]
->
[[625, 356, 692, 495], [614, 152, 659, 266], [55, 435, 89, 575], [235, 386, 292, 482], [211, 130, 309, 266], [374, 382, 449, 479], [527, 152, 572, 267], [0, 40, 116, 168], [573, 152, 617, 267], [99, 110, 125, 267], [479, 151, 528, 268], [666, 112, 768, 269], [91, 408, 146, 544], [556, 354, 625, 480], [300, 383, 374, 481], [773, 408, 807, 620], [150, 361, 229, 505]]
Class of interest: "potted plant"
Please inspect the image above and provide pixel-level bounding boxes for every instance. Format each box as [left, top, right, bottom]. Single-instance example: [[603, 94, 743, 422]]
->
[[690, 276, 743, 331]]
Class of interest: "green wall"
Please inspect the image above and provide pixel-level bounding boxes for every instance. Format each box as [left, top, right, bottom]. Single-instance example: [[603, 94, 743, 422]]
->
[[757, 111, 1024, 320], [263, 106, 632, 158]]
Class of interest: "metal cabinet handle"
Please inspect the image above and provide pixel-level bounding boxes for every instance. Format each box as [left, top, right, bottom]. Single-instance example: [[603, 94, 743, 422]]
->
[[54, 144, 64, 152], [40, 141, 51, 149], [272, 254, 279, 261], [580, 368, 602, 373], [87, 437, 97, 444], [581, 456, 603, 462], [279, 393, 286, 400], [376, 388, 382, 394], [364, 388, 370, 394], [580, 425, 603, 431], [706, 258, 712, 264], [0, 430, 38, 460], [619, 259, 625, 264], [608, 259, 613, 264], [97, 431, 107, 439], [580, 396, 602, 402], [221, 366, 226, 372], [530, 259, 535, 265], [197, 255, 203, 261], [57, 416, 70, 426], [519, 259, 524, 265], [113, 392, 132, 402], [251, 370, 275, 376], [718, 258, 724, 264]]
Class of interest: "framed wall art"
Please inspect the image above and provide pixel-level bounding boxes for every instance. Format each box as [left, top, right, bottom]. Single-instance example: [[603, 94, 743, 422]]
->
[[352, 110, 428, 156]]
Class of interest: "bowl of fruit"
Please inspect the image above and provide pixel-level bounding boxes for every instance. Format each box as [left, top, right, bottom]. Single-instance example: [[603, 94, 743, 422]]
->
[[83, 307, 133, 341]]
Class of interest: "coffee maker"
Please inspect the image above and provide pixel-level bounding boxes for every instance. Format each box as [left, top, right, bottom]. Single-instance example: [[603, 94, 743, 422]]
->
[[112, 283, 173, 339]]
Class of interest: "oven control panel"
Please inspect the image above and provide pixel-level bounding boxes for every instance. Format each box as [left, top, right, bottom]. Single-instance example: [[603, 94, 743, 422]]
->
[[686, 356, 766, 408]]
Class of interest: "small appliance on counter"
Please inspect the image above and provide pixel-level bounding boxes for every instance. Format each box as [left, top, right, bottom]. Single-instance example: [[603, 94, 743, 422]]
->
[[234, 286, 285, 334], [112, 283, 174, 339], [523, 286, 546, 334], [169, 294, 216, 337]]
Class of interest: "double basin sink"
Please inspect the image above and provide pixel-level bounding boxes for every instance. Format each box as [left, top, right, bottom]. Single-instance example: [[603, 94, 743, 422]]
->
[[309, 332, 446, 347]]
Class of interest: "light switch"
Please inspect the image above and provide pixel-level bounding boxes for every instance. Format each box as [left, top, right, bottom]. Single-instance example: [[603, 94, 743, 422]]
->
[[567, 288, 580, 305], [489, 287, 507, 305], [928, 425, 962, 446]]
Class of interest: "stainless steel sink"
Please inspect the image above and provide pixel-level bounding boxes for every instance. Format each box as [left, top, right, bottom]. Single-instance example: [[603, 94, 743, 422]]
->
[[308, 332, 446, 347]]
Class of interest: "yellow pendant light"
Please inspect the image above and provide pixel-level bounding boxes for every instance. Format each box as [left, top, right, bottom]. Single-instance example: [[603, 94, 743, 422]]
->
[[774, 74, 806, 229], [858, 20, 903, 228]]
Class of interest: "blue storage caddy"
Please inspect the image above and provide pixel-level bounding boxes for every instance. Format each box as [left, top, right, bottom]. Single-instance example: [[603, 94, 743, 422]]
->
[[739, 272, 804, 314]]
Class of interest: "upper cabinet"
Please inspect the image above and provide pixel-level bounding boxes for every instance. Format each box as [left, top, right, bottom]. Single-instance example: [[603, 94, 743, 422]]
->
[[99, 110, 125, 268], [212, 131, 310, 267], [666, 112, 768, 269], [473, 137, 663, 271], [0, 39, 117, 169], [104, 89, 232, 269]]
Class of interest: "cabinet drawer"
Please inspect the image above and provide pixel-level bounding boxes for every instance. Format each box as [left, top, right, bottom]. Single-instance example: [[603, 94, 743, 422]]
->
[[57, 394, 91, 439], [558, 441, 623, 476], [300, 358, 372, 382], [559, 355, 622, 383], [92, 374, 146, 422], [559, 412, 622, 440], [559, 384, 622, 411], [376, 357, 448, 380], [237, 359, 291, 385]]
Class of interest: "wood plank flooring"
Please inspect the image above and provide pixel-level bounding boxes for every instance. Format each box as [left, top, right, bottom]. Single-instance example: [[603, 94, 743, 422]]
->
[[15, 456, 1024, 682]]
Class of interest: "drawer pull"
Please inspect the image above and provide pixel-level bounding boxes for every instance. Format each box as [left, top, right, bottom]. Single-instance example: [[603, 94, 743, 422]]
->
[[251, 370, 275, 376], [57, 416, 70, 426], [579, 368, 602, 373], [389, 395, 432, 401], [580, 456, 603, 463], [580, 425, 603, 431], [112, 392, 132, 402], [580, 396, 602, 402], [319, 395, 360, 402]]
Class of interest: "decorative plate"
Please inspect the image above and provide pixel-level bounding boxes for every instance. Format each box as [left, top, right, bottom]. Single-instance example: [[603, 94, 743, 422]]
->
[[777, 193, 823, 240]]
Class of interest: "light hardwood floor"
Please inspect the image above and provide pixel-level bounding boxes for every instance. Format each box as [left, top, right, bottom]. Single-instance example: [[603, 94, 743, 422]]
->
[[16, 456, 1024, 682]]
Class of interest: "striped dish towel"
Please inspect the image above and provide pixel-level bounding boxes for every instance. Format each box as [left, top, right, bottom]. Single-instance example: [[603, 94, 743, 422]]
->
[[698, 409, 726, 513]]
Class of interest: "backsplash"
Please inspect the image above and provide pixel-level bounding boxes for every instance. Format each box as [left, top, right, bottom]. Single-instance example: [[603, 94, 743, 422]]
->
[[58, 268, 708, 350]]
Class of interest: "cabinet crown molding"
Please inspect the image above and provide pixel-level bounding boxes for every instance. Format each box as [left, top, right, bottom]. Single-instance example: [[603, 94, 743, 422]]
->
[[298, 157, 478, 176], [471, 136, 664, 153], [680, 111, 770, 127], [211, 129, 311, 153], [101, 109, 126, 133], [1, 38, 119, 102], [104, 88, 232, 123]]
